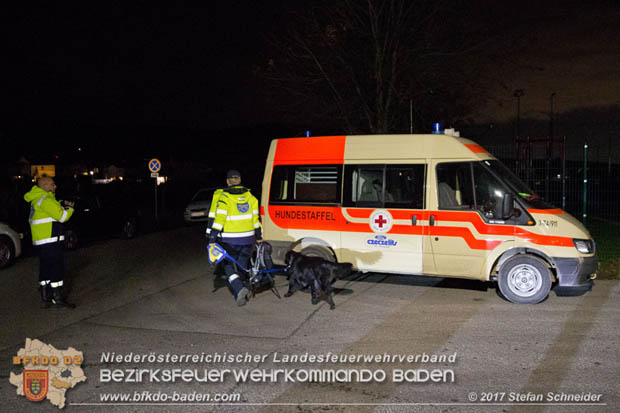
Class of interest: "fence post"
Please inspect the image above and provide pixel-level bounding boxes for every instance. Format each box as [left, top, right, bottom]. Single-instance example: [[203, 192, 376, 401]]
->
[[583, 142, 588, 222], [562, 136, 566, 210]]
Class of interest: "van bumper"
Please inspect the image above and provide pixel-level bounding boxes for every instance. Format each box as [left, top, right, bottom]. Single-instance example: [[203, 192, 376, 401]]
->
[[553, 255, 597, 295]]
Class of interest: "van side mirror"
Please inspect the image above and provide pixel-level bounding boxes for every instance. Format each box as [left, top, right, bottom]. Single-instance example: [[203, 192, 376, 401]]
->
[[501, 193, 518, 220]]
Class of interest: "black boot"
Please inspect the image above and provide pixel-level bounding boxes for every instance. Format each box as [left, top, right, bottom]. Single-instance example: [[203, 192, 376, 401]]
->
[[51, 286, 76, 309], [40, 284, 52, 309]]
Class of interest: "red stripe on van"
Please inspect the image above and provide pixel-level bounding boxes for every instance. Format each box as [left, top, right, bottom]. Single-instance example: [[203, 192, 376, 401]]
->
[[464, 144, 489, 154], [527, 208, 564, 215], [346, 208, 510, 235], [345, 208, 374, 218], [432, 211, 514, 236], [269, 205, 365, 231], [274, 136, 346, 165], [269, 206, 574, 250], [430, 210, 573, 247], [514, 228, 574, 247], [430, 226, 503, 250]]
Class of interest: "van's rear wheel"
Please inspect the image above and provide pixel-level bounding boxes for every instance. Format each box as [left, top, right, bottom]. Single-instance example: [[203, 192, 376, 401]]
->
[[300, 245, 336, 262], [498, 255, 551, 304]]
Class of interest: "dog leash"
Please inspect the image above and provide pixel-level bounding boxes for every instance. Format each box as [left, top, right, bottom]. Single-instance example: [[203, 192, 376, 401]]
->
[[208, 243, 285, 274], [208, 243, 286, 298]]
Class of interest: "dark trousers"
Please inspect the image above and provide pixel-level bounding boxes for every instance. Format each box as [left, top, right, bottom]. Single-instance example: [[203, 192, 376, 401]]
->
[[37, 242, 65, 283], [222, 243, 253, 279]]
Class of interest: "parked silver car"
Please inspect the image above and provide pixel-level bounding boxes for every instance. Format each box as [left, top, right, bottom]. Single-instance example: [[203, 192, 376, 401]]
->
[[0, 222, 22, 269], [183, 188, 215, 223]]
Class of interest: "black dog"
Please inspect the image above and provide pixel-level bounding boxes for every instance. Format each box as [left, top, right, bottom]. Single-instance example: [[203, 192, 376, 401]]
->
[[284, 251, 353, 310]]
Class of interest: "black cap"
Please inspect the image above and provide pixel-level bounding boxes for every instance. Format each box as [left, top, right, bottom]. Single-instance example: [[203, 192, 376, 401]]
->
[[226, 169, 241, 179]]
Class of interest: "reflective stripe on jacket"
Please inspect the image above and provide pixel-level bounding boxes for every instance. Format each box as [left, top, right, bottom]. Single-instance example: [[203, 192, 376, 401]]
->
[[24, 185, 73, 245]]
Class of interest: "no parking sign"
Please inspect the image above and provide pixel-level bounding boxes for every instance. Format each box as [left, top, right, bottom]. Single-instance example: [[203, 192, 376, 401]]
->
[[148, 158, 161, 174]]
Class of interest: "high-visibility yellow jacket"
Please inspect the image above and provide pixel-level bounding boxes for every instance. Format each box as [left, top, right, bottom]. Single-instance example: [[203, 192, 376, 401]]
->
[[205, 188, 223, 237], [209, 186, 261, 245], [24, 185, 74, 246]]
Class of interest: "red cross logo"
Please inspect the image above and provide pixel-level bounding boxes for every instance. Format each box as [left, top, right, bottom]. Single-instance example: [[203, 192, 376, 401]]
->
[[369, 209, 392, 233], [374, 215, 387, 228]]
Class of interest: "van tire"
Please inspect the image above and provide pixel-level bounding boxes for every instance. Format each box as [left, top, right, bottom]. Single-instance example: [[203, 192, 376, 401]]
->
[[498, 255, 551, 304], [300, 245, 336, 262], [0, 235, 15, 269]]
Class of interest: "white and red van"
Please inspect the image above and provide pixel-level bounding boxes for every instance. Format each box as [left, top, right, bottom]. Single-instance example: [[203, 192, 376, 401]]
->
[[260, 132, 597, 304]]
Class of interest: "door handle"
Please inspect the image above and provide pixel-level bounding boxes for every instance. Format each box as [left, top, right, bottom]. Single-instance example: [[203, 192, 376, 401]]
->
[[430, 215, 435, 226], [411, 215, 417, 226]]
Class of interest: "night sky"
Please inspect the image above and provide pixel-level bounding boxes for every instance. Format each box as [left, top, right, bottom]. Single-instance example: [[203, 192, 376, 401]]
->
[[473, 1, 620, 123], [2, 2, 293, 159], [2, 1, 619, 159]]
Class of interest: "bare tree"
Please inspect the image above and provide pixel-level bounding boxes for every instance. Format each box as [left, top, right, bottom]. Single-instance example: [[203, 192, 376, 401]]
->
[[257, 0, 505, 134]]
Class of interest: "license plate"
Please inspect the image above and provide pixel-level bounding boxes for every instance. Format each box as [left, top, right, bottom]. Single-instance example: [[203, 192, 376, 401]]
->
[[191, 212, 205, 217]]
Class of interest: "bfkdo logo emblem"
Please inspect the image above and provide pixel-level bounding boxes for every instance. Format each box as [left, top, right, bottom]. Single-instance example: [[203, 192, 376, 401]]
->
[[24, 370, 48, 402]]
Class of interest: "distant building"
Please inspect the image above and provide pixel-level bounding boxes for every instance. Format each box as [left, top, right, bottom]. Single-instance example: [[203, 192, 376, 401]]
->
[[30, 164, 56, 178]]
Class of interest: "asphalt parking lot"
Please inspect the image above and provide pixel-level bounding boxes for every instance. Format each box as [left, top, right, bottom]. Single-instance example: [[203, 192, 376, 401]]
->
[[1, 225, 619, 412]]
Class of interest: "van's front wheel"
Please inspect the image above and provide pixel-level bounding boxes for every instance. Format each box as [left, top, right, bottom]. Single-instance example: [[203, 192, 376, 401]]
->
[[498, 255, 551, 304]]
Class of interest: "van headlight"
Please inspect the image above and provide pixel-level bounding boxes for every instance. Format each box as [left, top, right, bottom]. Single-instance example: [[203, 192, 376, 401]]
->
[[573, 238, 594, 254]]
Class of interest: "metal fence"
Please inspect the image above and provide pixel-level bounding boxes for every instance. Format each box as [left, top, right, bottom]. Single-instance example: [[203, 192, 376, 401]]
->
[[486, 138, 620, 259]]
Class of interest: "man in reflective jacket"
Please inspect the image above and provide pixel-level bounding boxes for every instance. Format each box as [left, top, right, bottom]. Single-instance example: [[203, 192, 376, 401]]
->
[[24, 176, 76, 309], [208, 170, 262, 306]]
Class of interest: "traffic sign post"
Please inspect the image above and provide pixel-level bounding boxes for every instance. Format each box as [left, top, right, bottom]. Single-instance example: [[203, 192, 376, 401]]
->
[[148, 159, 162, 222]]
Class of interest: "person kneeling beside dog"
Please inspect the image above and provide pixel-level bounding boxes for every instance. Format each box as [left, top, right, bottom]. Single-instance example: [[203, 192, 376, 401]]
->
[[208, 170, 262, 307]]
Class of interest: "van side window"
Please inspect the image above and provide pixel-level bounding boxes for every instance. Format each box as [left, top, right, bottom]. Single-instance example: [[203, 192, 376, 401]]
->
[[385, 165, 425, 209], [344, 164, 426, 209], [269, 165, 341, 204], [356, 167, 384, 205], [436, 162, 475, 210]]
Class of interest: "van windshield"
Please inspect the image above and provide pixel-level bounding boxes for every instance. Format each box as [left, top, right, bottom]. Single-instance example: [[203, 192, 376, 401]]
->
[[483, 160, 554, 209]]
